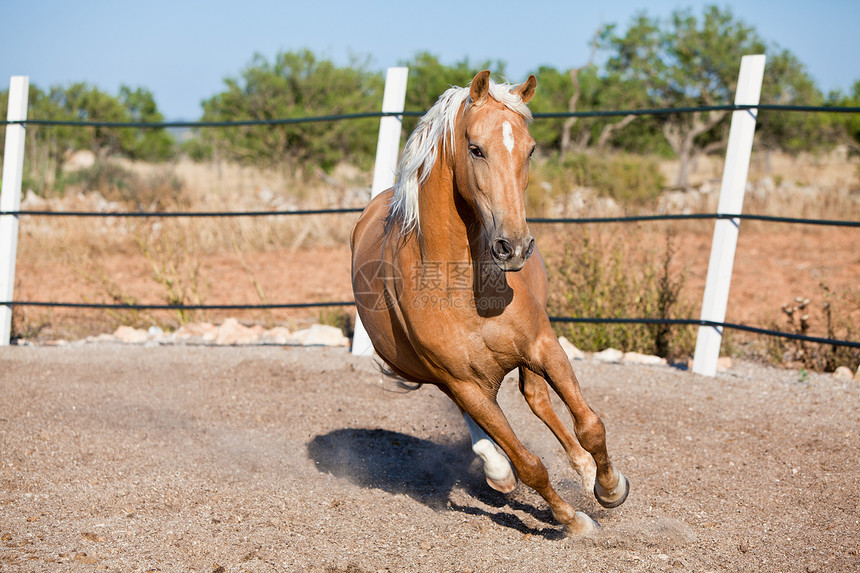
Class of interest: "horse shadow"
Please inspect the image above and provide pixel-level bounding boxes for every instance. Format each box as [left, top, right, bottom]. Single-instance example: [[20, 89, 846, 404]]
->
[[306, 428, 566, 539]]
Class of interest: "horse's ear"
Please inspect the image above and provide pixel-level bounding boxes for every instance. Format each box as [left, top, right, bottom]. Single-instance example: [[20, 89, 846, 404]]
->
[[470, 70, 491, 106], [512, 75, 537, 103]]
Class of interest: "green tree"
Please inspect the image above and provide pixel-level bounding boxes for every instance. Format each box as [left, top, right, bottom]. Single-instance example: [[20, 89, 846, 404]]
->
[[118, 86, 175, 161], [1, 83, 174, 194], [48, 83, 132, 157], [598, 6, 825, 186], [198, 50, 383, 171], [756, 49, 842, 157], [529, 64, 595, 153], [840, 80, 860, 151], [1, 84, 92, 192], [37, 82, 175, 161], [530, 63, 659, 156]]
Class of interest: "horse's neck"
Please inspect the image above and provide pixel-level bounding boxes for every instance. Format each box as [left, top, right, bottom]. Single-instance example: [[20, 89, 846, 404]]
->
[[416, 159, 484, 265], [414, 154, 511, 312]]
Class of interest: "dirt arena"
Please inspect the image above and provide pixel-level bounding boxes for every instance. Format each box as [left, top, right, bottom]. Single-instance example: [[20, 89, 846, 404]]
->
[[1, 343, 858, 572]]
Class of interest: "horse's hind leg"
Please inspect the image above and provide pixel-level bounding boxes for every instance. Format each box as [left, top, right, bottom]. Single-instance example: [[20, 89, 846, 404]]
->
[[448, 382, 599, 535], [518, 367, 597, 492], [534, 336, 630, 509], [462, 412, 517, 493]]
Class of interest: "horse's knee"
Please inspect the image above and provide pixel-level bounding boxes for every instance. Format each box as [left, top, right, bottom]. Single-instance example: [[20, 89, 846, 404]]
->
[[514, 451, 550, 491], [574, 409, 607, 453]]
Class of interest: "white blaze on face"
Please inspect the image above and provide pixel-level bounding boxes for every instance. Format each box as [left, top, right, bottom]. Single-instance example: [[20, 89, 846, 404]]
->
[[502, 121, 515, 155]]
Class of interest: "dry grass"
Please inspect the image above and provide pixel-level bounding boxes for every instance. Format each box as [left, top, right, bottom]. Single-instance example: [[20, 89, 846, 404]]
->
[[18, 158, 367, 260]]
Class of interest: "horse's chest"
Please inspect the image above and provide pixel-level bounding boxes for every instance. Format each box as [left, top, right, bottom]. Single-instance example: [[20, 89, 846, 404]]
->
[[405, 310, 524, 382]]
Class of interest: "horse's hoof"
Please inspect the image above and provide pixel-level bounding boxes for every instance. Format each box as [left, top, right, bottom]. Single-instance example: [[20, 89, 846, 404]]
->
[[563, 511, 601, 536], [594, 470, 629, 508], [486, 472, 517, 494]]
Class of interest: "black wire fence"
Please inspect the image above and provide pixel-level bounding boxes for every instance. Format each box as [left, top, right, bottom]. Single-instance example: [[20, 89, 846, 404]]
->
[[1, 104, 859, 349], [4, 103, 860, 129]]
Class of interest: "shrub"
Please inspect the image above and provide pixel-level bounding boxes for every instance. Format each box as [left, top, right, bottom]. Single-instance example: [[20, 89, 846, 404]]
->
[[547, 227, 695, 361], [766, 284, 860, 372], [562, 152, 665, 204], [527, 152, 665, 216], [61, 160, 185, 211]]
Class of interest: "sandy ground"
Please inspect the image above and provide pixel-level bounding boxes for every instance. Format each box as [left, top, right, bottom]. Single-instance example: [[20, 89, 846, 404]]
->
[[1, 344, 858, 572]]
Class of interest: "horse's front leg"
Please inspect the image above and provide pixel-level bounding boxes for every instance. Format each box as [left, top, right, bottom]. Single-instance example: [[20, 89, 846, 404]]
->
[[518, 367, 597, 493], [447, 381, 600, 535], [532, 334, 630, 509]]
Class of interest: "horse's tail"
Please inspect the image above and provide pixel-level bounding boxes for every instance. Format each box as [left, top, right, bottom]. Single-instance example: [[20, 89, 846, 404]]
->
[[374, 359, 424, 393]]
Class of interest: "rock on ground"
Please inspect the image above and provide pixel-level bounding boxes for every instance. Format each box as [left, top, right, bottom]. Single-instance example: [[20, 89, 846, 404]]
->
[[99, 319, 350, 349]]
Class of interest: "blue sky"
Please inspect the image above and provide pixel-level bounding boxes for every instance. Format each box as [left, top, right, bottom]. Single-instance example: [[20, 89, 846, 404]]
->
[[1, 0, 858, 119]]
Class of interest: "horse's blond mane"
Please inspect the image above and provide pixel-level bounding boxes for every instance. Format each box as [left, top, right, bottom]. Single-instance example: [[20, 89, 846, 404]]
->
[[388, 79, 533, 234]]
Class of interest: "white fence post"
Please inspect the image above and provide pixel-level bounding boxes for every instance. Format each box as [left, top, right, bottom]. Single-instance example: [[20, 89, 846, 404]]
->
[[1, 76, 30, 346], [351, 67, 409, 357], [692, 55, 766, 376]]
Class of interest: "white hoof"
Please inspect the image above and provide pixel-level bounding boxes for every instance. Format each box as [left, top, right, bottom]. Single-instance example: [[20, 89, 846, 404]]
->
[[471, 438, 515, 492], [486, 471, 517, 494]]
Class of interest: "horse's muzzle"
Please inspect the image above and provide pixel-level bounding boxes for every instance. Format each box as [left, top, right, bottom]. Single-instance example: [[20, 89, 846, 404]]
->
[[491, 236, 536, 271]]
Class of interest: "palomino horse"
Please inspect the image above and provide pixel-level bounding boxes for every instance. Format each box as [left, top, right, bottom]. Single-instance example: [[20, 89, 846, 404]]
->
[[351, 71, 628, 534]]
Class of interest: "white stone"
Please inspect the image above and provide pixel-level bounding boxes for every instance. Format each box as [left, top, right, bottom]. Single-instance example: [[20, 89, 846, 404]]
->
[[147, 326, 164, 338], [214, 318, 261, 346], [113, 325, 148, 344], [21, 189, 48, 209], [299, 324, 349, 347], [288, 329, 309, 345], [558, 336, 585, 361], [594, 348, 624, 363], [622, 351, 667, 366], [174, 322, 218, 341], [87, 333, 116, 343], [717, 356, 733, 372], [833, 366, 853, 381], [263, 326, 293, 345]]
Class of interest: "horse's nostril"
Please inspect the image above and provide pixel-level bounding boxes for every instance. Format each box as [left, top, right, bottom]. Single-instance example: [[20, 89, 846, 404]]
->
[[525, 238, 536, 259], [492, 238, 513, 261]]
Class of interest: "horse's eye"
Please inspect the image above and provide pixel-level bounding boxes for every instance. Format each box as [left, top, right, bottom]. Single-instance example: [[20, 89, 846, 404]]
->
[[469, 145, 483, 158]]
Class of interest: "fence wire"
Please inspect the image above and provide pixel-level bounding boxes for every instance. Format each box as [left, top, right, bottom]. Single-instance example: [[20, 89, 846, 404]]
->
[[2, 210, 858, 229], [3, 104, 860, 128]]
